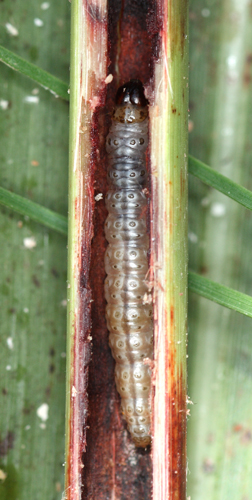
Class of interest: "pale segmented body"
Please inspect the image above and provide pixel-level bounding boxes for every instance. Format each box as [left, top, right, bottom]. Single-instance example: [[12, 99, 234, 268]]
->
[[104, 81, 153, 447]]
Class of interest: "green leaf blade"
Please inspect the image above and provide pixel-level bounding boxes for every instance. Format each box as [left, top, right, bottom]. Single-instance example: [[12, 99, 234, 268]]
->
[[0, 186, 68, 235], [189, 271, 252, 318], [189, 155, 252, 211], [0, 45, 69, 101]]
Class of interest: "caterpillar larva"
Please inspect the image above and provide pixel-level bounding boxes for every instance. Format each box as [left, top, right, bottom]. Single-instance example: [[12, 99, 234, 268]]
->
[[104, 80, 153, 447]]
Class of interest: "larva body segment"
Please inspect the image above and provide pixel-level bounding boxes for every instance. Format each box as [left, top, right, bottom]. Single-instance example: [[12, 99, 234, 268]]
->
[[105, 80, 153, 447]]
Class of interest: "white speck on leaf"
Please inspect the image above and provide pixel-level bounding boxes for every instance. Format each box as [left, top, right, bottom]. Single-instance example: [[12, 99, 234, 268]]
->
[[201, 8, 210, 17], [227, 55, 237, 68], [37, 403, 49, 421], [0, 469, 7, 481], [5, 23, 19, 36], [0, 99, 9, 110], [23, 95, 40, 104], [34, 18, 44, 27], [210, 202, 226, 217], [6, 337, 13, 350], [188, 232, 198, 243], [23, 236, 37, 249], [41, 2, 50, 9]]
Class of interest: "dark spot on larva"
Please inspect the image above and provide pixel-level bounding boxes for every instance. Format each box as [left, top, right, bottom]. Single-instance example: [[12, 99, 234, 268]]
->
[[133, 341, 140, 347], [172, 107, 177, 113], [49, 348, 55, 357], [2, 388, 7, 395]]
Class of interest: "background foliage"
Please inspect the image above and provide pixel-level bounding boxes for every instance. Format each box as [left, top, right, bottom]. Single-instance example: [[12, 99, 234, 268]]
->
[[188, 0, 252, 497], [0, 2, 69, 499]]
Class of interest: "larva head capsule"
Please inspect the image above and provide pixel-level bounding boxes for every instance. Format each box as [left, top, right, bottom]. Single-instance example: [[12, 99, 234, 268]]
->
[[115, 79, 148, 107], [112, 79, 148, 124]]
